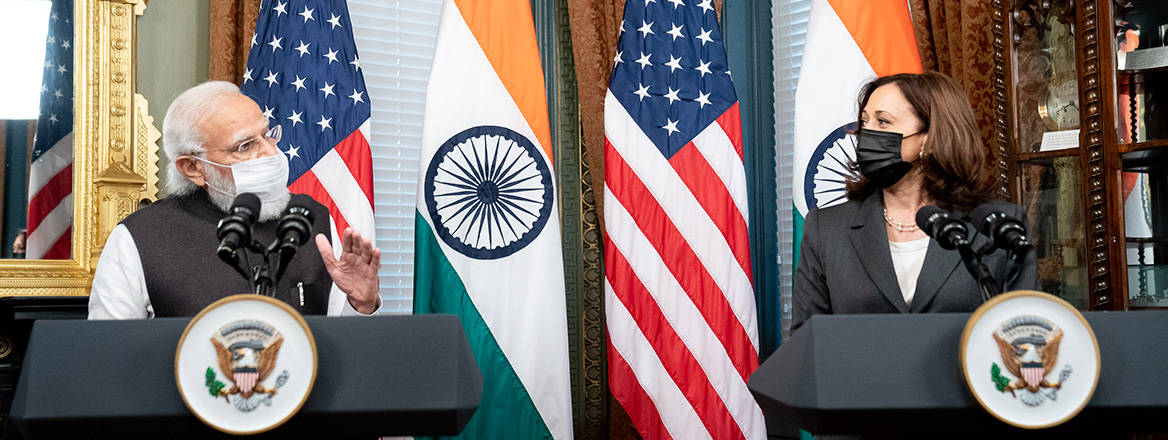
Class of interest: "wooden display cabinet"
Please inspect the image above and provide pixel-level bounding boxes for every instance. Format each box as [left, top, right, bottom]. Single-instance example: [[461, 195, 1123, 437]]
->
[[995, 0, 1168, 310]]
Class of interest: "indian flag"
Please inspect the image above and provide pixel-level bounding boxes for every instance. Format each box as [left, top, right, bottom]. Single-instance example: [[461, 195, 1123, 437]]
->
[[413, 0, 572, 439], [792, 0, 922, 260]]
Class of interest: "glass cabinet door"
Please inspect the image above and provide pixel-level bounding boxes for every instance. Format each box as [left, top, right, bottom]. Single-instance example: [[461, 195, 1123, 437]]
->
[[1012, 0, 1080, 153], [1111, 0, 1168, 307], [1011, 0, 1088, 308], [1021, 158, 1089, 309]]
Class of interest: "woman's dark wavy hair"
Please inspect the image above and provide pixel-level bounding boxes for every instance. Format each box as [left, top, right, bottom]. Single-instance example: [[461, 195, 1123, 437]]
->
[[845, 71, 995, 213]]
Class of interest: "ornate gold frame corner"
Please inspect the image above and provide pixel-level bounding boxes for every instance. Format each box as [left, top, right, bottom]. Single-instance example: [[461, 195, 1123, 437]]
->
[[0, 0, 159, 297]]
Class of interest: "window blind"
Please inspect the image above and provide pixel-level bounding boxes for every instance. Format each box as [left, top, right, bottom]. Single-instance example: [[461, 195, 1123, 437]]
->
[[772, 0, 810, 335], [348, 0, 443, 314]]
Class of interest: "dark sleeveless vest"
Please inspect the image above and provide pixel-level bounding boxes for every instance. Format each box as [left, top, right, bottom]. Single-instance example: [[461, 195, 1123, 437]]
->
[[120, 189, 332, 317]]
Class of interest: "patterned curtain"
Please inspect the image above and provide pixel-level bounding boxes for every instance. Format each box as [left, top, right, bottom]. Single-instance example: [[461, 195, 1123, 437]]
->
[[565, 0, 623, 234], [209, 0, 262, 83], [909, 0, 996, 154]]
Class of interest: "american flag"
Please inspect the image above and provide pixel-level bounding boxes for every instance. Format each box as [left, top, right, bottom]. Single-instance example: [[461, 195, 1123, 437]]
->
[[603, 0, 764, 439], [26, 0, 74, 260], [241, 0, 374, 239]]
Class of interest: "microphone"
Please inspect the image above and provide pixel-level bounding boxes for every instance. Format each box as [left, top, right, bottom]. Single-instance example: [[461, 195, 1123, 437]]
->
[[216, 193, 261, 264], [969, 203, 1033, 259], [271, 194, 316, 283], [917, 205, 999, 301], [276, 194, 316, 253], [915, 205, 971, 250]]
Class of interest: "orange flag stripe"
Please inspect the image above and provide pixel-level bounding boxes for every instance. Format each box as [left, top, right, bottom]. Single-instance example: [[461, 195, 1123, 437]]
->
[[452, 0, 554, 164], [826, 0, 923, 77]]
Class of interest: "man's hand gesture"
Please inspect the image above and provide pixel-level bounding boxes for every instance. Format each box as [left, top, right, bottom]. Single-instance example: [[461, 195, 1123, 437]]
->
[[315, 228, 380, 314]]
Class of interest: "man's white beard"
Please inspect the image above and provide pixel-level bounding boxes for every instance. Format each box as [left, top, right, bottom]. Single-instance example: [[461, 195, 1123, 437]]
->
[[204, 168, 291, 222]]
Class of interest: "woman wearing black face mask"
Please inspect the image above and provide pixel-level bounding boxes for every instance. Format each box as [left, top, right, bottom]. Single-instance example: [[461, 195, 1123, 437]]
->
[[791, 71, 1037, 332]]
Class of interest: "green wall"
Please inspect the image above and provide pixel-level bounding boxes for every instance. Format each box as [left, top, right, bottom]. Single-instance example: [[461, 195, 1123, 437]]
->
[[137, 0, 210, 196]]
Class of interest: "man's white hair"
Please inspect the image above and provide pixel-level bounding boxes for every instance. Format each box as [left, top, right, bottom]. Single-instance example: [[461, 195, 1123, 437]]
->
[[162, 81, 244, 196]]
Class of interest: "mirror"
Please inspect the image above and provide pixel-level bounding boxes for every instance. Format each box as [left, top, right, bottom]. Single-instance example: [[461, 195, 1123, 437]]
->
[[135, 0, 208, 199], [0, 0, 74, 260], [0, 0, 159, 296]]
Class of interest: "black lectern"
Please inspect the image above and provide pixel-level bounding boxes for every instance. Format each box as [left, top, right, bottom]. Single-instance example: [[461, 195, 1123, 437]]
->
[[8, 314, 482, 439], [749, 312, 1168, 437]]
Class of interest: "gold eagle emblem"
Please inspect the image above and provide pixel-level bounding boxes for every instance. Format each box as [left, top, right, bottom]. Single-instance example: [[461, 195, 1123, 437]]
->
[[210, 320, 284, 400], [992, 316, 1063, 395]]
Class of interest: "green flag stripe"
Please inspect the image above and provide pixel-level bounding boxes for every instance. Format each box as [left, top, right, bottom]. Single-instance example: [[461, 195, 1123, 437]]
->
[[793, 207, 805, 268], [413, 212, 553, 440]]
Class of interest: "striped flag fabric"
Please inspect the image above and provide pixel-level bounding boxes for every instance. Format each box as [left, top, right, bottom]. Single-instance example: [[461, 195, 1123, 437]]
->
[[234, 371, 258, 394], [603, 1, 765, 439], [241, 0, 374, 240], [26, 0, 74, 260], [792, 0, 921, 259], [413, 0, 572, 439]]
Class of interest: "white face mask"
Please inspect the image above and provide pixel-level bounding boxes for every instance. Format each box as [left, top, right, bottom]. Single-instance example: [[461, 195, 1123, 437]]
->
[[192, 153, 291, 221]]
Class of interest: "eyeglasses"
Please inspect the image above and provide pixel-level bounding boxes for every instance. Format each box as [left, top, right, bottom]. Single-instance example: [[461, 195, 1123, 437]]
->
[[215, 125, 282, 156]]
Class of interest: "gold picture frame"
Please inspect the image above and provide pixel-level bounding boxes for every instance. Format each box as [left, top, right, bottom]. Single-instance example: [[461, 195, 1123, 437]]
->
[[0, 0, 160, 297]]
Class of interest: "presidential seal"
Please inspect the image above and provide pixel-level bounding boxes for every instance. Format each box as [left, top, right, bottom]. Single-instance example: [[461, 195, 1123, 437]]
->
[[175, 294, 317, 435], [990, 315, 1072, 407], [960, 290, 1099, 429], [207, 319, 289, 411]]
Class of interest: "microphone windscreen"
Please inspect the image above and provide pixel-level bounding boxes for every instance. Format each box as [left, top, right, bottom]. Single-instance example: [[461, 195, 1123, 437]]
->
[[287, 193, 315, 209], [968, 203, 1003, 233], [285, 193, 316, 224], [230, 193, 261, 221], [915, 205, 947, 233]]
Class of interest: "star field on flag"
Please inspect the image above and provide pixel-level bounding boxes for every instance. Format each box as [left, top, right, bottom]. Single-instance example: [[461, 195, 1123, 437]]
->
[[241, 0, 375, 239]]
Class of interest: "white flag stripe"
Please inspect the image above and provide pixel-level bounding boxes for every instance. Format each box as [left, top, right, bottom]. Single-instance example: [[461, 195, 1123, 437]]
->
[[605, 91, 758, 350], [606, 280, 715, 440], [312, 146, 376, 240], [25, 193, 73, 258], [605, 187, 765, 438], [358, 120, 372, 144], [691, 123, 749, 222], [27, 132, 73, 196], [792, 0, 876, 215]]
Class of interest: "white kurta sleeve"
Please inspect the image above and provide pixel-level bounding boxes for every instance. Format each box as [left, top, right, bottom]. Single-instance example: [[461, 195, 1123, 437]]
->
[[88, 224, 154, 319], [324, 216, 382, 316]]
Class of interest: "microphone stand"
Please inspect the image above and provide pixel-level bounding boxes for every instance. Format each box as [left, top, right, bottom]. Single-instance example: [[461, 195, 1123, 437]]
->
[[219, 201, 313, 299], [956, 244, 998, 302], [250, 238, 303, 297], [245, 240, 280, 297], [252, 265, 275, 296], [221, 251, 254, 287]]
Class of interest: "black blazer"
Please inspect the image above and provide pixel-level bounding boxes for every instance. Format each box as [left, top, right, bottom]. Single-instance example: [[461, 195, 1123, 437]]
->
[[791, 192, 1037, 332]]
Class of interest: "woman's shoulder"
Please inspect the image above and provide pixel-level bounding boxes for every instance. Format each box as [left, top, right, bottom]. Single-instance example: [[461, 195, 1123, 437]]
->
[[806, 198, 863, 227]]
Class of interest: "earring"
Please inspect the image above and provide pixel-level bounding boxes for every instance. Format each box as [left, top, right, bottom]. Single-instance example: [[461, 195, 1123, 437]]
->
[[918, 149, 926, 160]]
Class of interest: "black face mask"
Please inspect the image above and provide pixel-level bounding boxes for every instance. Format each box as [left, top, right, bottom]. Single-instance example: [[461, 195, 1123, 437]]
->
[[855, 128, 922, 188]]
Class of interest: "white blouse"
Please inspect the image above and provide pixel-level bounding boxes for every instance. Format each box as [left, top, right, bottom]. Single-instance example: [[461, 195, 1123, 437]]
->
[[888, 236, 930, 307]]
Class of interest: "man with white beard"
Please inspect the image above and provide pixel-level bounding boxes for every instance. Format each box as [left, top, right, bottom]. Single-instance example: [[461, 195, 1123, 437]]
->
[[89, 81, 380, 318]]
